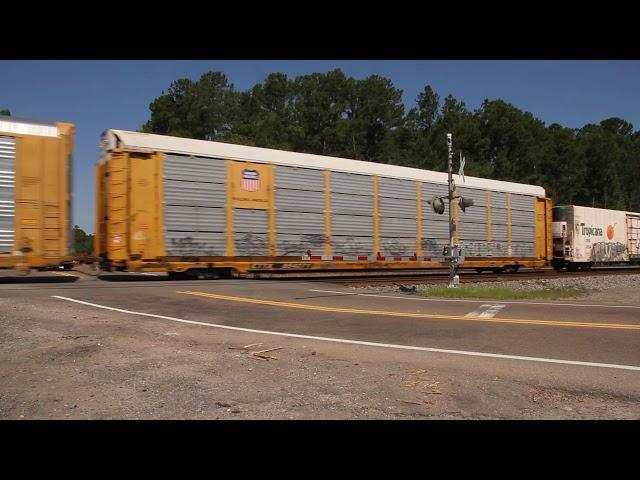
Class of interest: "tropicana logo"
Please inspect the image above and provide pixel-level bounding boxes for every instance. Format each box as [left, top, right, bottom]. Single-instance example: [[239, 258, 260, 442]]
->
[[580, 225, 603, 237]]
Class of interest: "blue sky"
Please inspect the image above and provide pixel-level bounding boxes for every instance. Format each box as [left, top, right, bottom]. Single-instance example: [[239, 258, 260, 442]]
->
[[1, 60, 639, 233]]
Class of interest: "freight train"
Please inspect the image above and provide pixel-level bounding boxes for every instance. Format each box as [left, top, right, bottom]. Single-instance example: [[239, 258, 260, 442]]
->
[[3, 115, 639, 278], [0, 115, 74, 272]]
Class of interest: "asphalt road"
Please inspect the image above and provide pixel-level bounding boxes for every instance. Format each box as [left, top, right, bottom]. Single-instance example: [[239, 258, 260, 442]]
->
[[3, 269, 640, 368], [1, 269, 639, 419]]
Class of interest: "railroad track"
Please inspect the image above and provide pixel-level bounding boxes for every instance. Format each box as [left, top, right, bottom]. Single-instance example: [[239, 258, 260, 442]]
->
[[332, 267, 640, 287], [247, 266, 640, 286]]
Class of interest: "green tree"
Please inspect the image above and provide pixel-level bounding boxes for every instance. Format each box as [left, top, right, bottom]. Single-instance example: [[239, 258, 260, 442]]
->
[[537, 124, 585, 205], [73, 225, 94, 254], [475, 99, 547, 183], [143, 72, 238, 140], [290, 69, 351, 156], [408, 85, 440, 131], [233, 73, 297, 150], [344, 74, 405, 162], [0, 109, 10, 116]]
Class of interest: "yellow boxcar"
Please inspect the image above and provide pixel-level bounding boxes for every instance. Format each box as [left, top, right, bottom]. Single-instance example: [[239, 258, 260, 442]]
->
[[97, 129, 552, 277], [0, 115, 74, 272]]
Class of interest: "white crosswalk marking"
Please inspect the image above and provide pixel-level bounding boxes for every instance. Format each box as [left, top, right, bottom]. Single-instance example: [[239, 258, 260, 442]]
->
[[466, 304, 506, 318]]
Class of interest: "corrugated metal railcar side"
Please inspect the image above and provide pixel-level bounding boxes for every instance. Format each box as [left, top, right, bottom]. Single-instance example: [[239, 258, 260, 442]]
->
[[0, 116, 74, 272], [96, 130, 552, 276]]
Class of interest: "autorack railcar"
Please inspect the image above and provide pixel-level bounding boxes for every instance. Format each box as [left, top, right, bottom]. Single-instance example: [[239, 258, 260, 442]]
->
[[96, 129, 553, 277]]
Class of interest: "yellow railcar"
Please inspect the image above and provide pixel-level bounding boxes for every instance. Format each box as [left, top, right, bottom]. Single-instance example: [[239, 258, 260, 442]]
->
[[0, 115, 74, 272], [96, 129, 552, 277]]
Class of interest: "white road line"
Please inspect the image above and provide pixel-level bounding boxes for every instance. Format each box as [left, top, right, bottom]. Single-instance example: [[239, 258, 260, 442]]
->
[[51, 295, 640, 372], [309, 289, 640, 309], [465, 304, 506, 318]]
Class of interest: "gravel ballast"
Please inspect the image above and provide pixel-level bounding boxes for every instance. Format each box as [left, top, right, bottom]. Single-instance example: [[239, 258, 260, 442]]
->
[[353, 273, 640, 304]]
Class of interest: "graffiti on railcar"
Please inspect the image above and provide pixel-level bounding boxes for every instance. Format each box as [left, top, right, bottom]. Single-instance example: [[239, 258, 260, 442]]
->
[[235, 232, 268, 255], [277, 234, 327, 255], [168, 236, 220, 256], [331, 236, 373, 256], [590, 242, 627, 262], [381, 238, 414, 256]]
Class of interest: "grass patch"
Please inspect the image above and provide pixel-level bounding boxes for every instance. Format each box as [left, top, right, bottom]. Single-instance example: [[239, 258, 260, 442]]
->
[[417, 285, 585, 300]]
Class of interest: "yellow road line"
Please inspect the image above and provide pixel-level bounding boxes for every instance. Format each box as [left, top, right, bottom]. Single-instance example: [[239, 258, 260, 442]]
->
[[176, 290, 640, 331]]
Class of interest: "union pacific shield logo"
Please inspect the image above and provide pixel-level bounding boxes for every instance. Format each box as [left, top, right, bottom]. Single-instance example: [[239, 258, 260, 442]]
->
[[241, 169, 260, 192]]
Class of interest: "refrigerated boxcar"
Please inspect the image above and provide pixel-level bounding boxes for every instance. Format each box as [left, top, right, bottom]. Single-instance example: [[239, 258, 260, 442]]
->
[[96, 129, 552, 277], [552, 205, 640, 271], [0, 115, 74, 272]]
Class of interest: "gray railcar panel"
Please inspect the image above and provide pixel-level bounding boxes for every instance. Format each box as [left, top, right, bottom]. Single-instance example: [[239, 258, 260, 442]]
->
[[422, 218, 450, 238], [491, 192, 507, 211], [492, 208, 508, 224], [163, 154, 228, 256], [379, 197, 417, 219], [275, 166, 324, 191], [331, 172, 373, 195], [511, 209, 534, 227], [459, 222, 488, 240], [331, 192, 374, 216], [492, 192, 507, 210], [164, 154, 226, 183], [276, 211, 324, 234], [276, 188, 324, 213], [164, 179, 226, 208], [234, 209, 269, 233], [512, 225, 535, 242], [378, 177, 416, 199], [458, 206, 488, 224], [164, 206, 226, 232], [379, 216, 416, 238], [421, 182, 449, 198], [492, 225, 508, 242], [332, 214, 373, 237], [511, 193, 535, 211], [0, 137, 15, 252]]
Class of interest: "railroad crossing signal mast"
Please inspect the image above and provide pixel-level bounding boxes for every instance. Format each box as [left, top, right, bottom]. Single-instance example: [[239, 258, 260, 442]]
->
[[429, 133, 474, 288]]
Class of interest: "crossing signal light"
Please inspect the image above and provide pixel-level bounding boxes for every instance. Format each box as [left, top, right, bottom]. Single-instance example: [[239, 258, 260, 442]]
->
[[459, 197, 474, 212], [431, 196, 445, 215]]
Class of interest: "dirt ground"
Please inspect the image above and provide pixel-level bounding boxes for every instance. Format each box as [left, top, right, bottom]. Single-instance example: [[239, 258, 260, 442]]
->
[[1, 292, 639, 420]]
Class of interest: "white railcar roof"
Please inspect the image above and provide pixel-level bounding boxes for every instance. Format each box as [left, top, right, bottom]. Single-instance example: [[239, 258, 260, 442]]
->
[[101, 129, 546, 197], [0, 115, 59, 138], [554, 204, 640, 217]]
